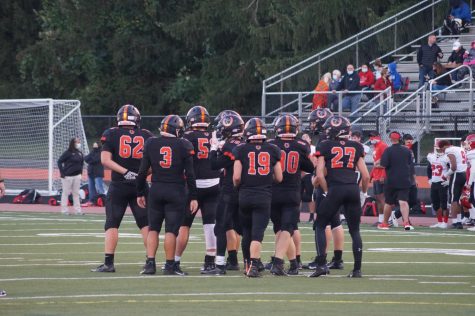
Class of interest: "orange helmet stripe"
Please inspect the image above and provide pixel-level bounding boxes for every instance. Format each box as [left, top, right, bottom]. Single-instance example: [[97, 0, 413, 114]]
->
[[201, 107, 205, 123], [122, 105, 129, 121], [285, 116, 290, 133], [256, 119, 261, 135], [163, 115, 171, 132]]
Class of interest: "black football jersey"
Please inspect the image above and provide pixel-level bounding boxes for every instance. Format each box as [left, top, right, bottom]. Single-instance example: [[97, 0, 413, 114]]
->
[[268, 138, 314, 189], [210, 137, 244, 194], [101, 127, 154, 182], [136, 136, 197, 197], [233, 142, 281, 194], [316, 139, 364, 186], [184, 130, 221, 180]]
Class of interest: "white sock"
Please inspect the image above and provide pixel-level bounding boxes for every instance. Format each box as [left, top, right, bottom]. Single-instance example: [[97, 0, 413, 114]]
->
[[340, 214, 346, 220], [203, 224, 216, 256], [174, 256, 181, 262], [470, 207, 475, 219], [216, 256, 226, 266], [378, 214, 384, 222]]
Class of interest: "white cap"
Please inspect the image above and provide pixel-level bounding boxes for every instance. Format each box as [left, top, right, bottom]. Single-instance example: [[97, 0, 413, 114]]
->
[[453, 41, 461, 50]]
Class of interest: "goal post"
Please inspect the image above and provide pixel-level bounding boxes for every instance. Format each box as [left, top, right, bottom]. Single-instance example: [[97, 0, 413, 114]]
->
[[0, 99, 89, 195]]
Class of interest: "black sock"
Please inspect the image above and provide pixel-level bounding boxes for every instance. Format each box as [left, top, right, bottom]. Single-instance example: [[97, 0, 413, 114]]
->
[[228, 250, 238, 264], [250, 258, 260, 266], [334, 250, 343, 261], [146, 257, 155, 264], [270, 256, 275, 263], [166, 259, 175, 267], [309, 213, 315, 221], [105, 253, 114, 266], [296, 255, 301, 264], [274, 257, 284, 265], [289, 259, 298, 269], [205, 255, 215, 263]]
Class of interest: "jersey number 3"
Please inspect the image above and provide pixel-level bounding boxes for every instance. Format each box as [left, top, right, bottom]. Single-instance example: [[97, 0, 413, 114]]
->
[[331, 147, 356, 169], [119, 136, 144, 159], [159, 147, 172, 168], [248, 152, 271, 175]]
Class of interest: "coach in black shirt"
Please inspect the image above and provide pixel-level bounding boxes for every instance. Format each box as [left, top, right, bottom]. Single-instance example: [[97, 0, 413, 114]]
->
[[417, 34, 443, 88], [378, 131, 414, 230]]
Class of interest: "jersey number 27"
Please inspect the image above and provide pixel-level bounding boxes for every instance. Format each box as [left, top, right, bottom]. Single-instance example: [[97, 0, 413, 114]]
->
[[331, 147, 356, 169]]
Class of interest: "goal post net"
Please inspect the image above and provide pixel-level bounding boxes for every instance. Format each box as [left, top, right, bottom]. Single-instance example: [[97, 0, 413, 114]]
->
[[0, 99, 89, 195]]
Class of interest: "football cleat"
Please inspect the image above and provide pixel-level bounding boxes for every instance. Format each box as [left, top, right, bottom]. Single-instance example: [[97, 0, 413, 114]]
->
[[430, 222, 442, 228], [0, 290, 6, 297], [257, 259, 265, 272], [347, 270, 362, 278], [270, 262, 287, 276], [327, 258, 344, 270], [286, 267, 299, 275], [163, 262, 188, 276], [451, 222, 463, 229], [91, 263, 115, 273], [404, 222, 414, 231], [467, 226, 475, 231], [308, 265, 329, 278], [302, 258, 317, 270], [225, 260, 240, 271], [377, 223, 390, 230], [264, 257, 275, 270], [201, 265, 226, 276], [390, 211, 399, 227], [438, 222, 448, 229], [246, 264, 261, 278], [140, 261, 156, 275]]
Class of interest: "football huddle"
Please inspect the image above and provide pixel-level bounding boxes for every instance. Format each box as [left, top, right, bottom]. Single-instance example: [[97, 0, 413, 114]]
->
[[89, 104, 372, 278]]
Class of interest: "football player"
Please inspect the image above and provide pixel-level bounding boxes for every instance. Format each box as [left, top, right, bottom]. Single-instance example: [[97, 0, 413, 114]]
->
[[427, 141, 450, 229], [92, 105, 154, 273], [438, 139, 468, 229], [137, 115, 198, 275], [310, 115, 370, 278], [303, 108, 345, 271], [368, 130, 388, 226], [464, 134, 475, 230], [205, 112, 245, 275], [233, 118, 283, 277], [175, 105, 221, 272], [267, 114, 314, 276]]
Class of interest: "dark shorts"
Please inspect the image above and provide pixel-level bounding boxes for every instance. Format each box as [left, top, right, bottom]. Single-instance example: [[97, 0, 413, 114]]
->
[[215, 191, 241, 235], [105, 181, 148, 230], [449, 172, 466, 204], [431, 182, 448, 211], [239, 190, 271, 243], [372, 180, 384, 195], [147, 183, 186, 235], [384, 186, 409, 205], [271, 188, 300, 235], [182, 184, 220, 227], [300, 174, 314, 202]]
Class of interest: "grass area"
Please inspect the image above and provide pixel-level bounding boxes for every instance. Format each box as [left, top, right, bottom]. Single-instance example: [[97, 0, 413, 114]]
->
[[0, 211, 474, 316]]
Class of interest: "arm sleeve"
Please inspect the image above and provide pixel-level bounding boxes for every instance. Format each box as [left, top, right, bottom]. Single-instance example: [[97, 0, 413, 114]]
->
[[57, 151, 69, 176], [210, 144, 235, 170], [298, 142, 314, 173], [417, 47, 423, 65], [380, 148, 389, 168], [136, 140, 152, 197], [427, 162, 432, 179], [184, 155, 197, 200]]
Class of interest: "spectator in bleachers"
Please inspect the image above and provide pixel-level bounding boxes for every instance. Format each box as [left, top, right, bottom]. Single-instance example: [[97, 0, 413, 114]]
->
[[340, 64, 361, 116], [311, 72, 331, 110], [388, 62, 402, 92], [430, 62, 452, 90], [359, 63, 375, 100], [446, 41, 466, 79], [327, 69, 342, 111], [443, 0, 472, 35], [457, 40, 475, 80], [374, 68, 393, 94], [373, 59, 384, 80], [417, 35, 443, 87]]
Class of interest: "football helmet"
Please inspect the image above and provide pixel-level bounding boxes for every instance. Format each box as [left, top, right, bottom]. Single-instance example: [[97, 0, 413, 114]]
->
[[186, 105, 210, 128], [244, 118, 267, 141], [216, 113, 244, 140], [322, 115, 351, 140], [214, 110, 241, 126], [160, 115, 185, 138], [466, 134, 475, 150], [274, 114, 299, 138], [117, 104, 141, 126], [307, 108, 333, 135]]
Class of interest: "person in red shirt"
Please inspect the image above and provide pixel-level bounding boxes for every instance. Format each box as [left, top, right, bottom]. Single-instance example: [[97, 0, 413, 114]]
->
[[369, 131, 388, 225], [359, 64, 375, 101], [374, 68, 393, 94]]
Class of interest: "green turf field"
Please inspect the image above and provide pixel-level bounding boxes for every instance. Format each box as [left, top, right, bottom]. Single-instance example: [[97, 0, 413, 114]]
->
[[0, 211, 474, 316]]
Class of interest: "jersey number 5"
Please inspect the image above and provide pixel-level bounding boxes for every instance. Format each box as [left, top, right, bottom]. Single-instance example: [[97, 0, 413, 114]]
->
[[119, 136, 144, 159], [331, 147, 356, 169], [248, 152, 271, 175], [197, 138, 209, 159]]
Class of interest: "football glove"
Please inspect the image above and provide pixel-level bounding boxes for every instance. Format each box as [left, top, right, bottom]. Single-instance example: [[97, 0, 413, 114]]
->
[[123, 170, 138, 180]]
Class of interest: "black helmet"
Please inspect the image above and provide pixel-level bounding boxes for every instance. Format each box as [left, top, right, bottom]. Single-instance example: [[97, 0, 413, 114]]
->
[[244, 118, 267, 141], [307, 108, 333, 134], [186, 105, 210, 128], [117, 104, 141, 127], [322, 115, 351, 140], [160, 115, 185, 138], [274, 114, 299, 138], [214, 110, 241, 127], [216, 113, 244, 140]]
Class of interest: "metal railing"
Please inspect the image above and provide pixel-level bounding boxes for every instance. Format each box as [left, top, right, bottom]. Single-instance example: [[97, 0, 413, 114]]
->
[[262, 0, 447, 117]]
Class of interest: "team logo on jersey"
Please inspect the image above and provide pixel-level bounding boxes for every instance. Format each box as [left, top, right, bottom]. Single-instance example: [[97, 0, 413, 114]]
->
[[284, 143, 290, 148], [129, 129, 135, 135], [256, 145, 261, 150], [204, 132, 209, 136], [340, 141, 345, 145]]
